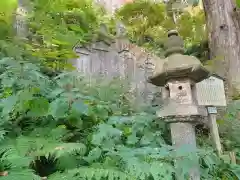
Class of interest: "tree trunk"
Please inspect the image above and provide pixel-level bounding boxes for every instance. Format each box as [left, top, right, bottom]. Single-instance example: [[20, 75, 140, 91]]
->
[[202, 0, 240, 98]]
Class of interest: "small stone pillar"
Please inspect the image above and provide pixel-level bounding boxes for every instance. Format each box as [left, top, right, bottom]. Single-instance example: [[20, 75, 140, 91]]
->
[[15, 0, 29, 38], [149, 30, 210, 180]]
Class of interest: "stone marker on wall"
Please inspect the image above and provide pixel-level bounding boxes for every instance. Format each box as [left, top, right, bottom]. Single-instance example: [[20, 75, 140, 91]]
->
[[15, 0, 28, 38], [148, 30, 210, 180], [73, 21, 161, 105]]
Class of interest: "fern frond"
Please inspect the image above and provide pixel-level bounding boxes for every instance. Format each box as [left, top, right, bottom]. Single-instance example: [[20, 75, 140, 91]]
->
[[0, 129, 6, 142], [48, 167, 136, 180], [0, 145, 33, 169], [13, 136, 86, 157], [0, 169, 41, 180], [49, 143, 87, 158]]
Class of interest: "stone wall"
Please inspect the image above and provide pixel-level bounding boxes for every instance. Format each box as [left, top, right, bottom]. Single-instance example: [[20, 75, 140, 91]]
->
[[72, 38, 162, 104]]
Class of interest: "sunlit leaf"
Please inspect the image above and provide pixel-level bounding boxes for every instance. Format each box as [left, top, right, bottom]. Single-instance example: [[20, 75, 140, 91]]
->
[[1, 95, 18, 116], [236, 0, 240, 8], [49, 98, 69, 119], [27, 97, 50, 117], [71, 100, 89, 116], [83, 147, 102, 163]]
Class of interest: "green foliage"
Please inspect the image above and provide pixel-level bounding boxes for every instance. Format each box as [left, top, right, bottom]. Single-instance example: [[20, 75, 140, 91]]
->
[[27, 0, 103, 65], [0, 55, 239, 179], [0, 57, 168, 179], [0, 0, 109, 72], [117, 0, 207, 59], [219, 100, 240, 157], [0, 0, 239, 179], [237, 0, 240, 8], [0, 0, 17, 38]]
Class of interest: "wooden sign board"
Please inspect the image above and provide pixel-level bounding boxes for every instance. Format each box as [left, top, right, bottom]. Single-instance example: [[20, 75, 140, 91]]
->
[[195, 75, 226, 106]]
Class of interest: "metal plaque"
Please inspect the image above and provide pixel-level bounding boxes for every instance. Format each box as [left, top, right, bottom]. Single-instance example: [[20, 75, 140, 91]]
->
[[207, 106, 218, 114], [195, 76, 226, 106]]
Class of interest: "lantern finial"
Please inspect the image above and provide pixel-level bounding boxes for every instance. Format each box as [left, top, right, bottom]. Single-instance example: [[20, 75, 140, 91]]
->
[[164, 30, 185, 57]]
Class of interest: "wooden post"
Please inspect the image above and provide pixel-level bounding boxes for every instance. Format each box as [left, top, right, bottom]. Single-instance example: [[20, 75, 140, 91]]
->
[[229, 151, 236, 164], [207, 106, 222, 156]]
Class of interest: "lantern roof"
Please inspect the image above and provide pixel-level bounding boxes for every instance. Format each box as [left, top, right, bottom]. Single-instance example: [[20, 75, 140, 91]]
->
[[149, 30, 210, 86]]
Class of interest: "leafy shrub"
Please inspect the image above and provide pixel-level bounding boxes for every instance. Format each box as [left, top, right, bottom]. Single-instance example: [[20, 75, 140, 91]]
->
[[0, 0, 110, 72], [0, 57, 239, 179], [0, 1, 239, 180], [0, 57, 174, 179], [116, 0, 207, 58]]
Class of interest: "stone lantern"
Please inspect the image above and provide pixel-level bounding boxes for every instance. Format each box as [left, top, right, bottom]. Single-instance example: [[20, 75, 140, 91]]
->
[[148, 30, 210, 180]]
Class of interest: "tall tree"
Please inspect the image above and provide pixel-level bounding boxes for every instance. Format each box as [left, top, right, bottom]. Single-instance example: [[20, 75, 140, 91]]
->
[[202, 0, 240, 98]]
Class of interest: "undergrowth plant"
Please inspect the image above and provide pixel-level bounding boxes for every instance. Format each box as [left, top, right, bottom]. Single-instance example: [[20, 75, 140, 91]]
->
[[0, 0, 240, 180], [0, 58, 239, 180], [0, 0, 111, 72], [116, 0, 207, 59], [0, 57, 174, 179]]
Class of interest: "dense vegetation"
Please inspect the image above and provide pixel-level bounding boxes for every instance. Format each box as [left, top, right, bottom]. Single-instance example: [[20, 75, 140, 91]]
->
[[116, 0, 209, 61], [0, 0, 240, 179]]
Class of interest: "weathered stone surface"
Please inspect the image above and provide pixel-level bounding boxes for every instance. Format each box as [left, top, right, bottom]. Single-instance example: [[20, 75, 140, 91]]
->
[[170, 122, 197, 147], [157, 79, 207, 119], [170, 122, 200, 180], [73, 37, 160, 104], [157, 103, 207, 119], [15, 0, 29, 38], [168, 79, 193, 104], [164, 30, 184, 57], [149, 54, 210, 86], [149, 30, 205, 180], [149, 30, 210, 87]]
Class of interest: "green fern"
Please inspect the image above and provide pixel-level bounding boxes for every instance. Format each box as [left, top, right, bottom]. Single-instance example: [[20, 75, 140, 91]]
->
[[0, 129, 6, 142], [0, 0, 240, 177], [48, 167, 135, 180], [0, 145, 33, 169], [0, 170, 41, 180], [9, 135, 86, 158]]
